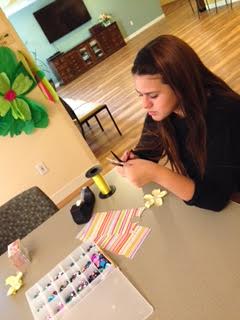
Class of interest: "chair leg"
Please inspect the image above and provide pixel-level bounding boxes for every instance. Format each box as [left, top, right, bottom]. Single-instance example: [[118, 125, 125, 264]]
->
[[195, 0, 200, 18], [205, 0, 210, 11], [214, 0, 218, 12], [86, 120, 91, 128], [80, 124, 86, 139], [105, 106, 122, 136], [187, 0, 195, 14], [74, 118, 86, 139], [94, 115, 104, 132]]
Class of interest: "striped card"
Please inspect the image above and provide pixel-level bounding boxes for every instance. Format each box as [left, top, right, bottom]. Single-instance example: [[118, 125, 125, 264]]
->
[[76, 208, 150, 259]]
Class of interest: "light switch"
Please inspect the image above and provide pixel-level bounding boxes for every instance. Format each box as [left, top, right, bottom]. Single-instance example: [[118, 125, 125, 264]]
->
[[35, 162, 48, 175]]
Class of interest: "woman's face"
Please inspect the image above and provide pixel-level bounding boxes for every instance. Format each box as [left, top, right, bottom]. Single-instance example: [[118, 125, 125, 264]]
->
[[134, 74, 179, 121]]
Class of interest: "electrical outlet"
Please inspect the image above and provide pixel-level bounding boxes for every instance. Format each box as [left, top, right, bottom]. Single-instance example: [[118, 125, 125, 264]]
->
[[130, 20, 134, 26], [35, 162, 48, 175]]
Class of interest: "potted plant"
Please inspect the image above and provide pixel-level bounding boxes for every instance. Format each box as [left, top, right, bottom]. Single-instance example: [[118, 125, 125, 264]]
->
[[98, 13, 113, 27]]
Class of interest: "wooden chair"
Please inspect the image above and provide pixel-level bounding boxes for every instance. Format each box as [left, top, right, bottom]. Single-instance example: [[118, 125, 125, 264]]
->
[[188, 0, 232, 17], [60, 97, 122, 139], [0, 187, 58, 255]]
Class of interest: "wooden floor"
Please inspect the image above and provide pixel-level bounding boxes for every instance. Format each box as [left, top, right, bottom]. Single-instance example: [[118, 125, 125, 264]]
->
[[58, 0, 240, 178]]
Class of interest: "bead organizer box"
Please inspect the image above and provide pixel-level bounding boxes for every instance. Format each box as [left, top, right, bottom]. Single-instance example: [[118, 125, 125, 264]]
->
[[25, 241, 114, 320]]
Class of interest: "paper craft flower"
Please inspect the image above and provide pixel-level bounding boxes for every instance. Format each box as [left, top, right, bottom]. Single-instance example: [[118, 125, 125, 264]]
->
[[5, 272, 23, 296], [0, 47, 49, 137], [0, 73, 33, 121], [144, 189, 168, 208]]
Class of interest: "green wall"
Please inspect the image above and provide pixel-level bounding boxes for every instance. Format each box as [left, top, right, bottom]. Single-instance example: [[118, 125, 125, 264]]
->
[[9, 0, 162, 80]]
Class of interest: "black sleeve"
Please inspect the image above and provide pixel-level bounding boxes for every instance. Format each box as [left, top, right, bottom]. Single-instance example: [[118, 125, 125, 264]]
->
[[185, 104, 240, 212], [133, 115, 163, 162], [185, 167, 235, 211]]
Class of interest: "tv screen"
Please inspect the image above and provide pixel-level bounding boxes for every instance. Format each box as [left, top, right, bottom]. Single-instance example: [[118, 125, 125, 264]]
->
[[33, 0, 91, 43]]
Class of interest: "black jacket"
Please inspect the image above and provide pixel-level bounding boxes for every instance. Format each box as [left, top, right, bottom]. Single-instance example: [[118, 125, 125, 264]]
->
[[134, 95, 240, 212]]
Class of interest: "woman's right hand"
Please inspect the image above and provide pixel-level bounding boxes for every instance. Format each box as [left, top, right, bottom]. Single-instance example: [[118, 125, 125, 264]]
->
[[116, 150, 138, 177], [121, 150, 137, 162]]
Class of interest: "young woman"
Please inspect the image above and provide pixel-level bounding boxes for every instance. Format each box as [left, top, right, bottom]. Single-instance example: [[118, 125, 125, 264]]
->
[[117, 35, 240, 212]]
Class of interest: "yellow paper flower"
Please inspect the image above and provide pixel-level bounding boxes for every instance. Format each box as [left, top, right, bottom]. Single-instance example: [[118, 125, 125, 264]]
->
[[144, 189, 168, 208], [5, 272, 23, 296]]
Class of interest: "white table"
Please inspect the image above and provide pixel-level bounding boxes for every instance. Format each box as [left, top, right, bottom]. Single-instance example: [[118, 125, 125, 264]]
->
[[1, 169, 240, 320]]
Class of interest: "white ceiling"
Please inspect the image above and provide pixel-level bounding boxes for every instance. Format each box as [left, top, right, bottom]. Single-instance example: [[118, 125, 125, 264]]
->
[[0, 0, 38, 16]]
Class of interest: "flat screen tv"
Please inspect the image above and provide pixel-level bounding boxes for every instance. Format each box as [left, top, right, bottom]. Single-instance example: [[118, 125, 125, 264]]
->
[[33, 0, 91, 43]]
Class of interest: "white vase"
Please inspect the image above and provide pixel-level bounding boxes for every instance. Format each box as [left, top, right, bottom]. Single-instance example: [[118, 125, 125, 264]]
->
[[103, 20, 111, 27]]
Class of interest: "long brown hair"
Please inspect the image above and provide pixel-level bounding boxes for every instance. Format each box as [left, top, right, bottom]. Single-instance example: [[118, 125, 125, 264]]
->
[[132, 35, 240, 177]]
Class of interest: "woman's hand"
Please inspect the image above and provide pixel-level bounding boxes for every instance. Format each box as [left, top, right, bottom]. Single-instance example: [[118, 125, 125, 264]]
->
[[116, 150, 138, 177], [116, 155, 195, 200], [122, 158, 158, 187], [121, 150, 137, 162]]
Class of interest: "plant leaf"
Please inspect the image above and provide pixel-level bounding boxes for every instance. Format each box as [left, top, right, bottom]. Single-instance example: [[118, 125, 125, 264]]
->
[[12, 73, 33, 95], [11, 98, 32, 121], [0, 47, 18, 82], [0, 72, 10, 94], [0, 96, 11, 117]]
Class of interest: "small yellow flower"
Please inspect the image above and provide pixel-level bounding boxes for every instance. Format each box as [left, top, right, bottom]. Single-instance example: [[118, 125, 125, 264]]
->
[[144, 189, 168, 208], [5, 272, 23, 296]]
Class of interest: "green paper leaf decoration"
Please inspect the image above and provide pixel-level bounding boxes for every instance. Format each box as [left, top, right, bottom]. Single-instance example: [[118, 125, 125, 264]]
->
[[0, 72, 10, 94], [0, 47, 18, 83], [10, 100, 19, 120], [12, 73, 33, 95], [0, 46, 49, 137], [22, 121, 35, 134], [0, 96, 11, 117], [12, 98, 32, 121], [10, 118, 25, 137], [0, 111, 12, 136], [24, 98, 49, 128], [14, 62, 36, 95], [0, 110, 25, 137]]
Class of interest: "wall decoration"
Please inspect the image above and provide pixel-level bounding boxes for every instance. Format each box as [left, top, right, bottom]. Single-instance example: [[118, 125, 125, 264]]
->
[[0, 46, 49, 137], [17, 50, 59, 103]]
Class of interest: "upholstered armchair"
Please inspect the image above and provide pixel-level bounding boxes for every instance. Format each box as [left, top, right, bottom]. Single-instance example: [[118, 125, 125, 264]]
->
[[0, 187, 58, 255]]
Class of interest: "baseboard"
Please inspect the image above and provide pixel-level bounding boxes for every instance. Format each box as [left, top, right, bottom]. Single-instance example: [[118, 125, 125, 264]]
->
[[56, 179, 94, 208], [51, 173, 89, 205], [124, 13, 165, 42]]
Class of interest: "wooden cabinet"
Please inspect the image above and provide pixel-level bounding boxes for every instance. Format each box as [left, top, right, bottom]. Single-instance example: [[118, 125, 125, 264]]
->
[[95, 22, 125, 55], [48, 22, 125, 85]]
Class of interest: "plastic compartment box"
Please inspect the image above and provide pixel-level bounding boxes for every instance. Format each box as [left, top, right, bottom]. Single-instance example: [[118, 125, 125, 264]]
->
[[26, 241, 153, 320]]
